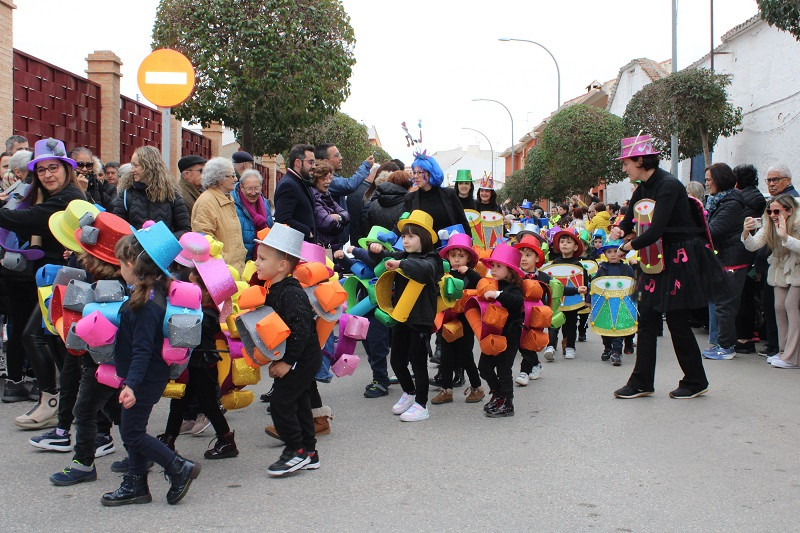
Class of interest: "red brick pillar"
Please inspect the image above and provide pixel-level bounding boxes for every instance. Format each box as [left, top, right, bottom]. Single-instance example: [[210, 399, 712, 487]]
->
[[85, 51, 122, 162], [0, 1, 16, 138]]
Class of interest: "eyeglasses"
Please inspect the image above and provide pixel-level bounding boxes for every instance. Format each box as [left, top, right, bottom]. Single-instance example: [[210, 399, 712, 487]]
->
[[76, 162, 94, 169], [412, 171, 427, 176], [243, 187, 261, 193], [766, 177, 789, 183], [302, 159, 316, 165], [766, 209, 788, 215], [35, 164, 61, 176]]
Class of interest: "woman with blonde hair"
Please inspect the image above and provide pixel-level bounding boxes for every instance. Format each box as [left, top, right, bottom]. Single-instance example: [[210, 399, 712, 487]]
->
[[742, 193, 800, 368], [111, 145, 190, 236]]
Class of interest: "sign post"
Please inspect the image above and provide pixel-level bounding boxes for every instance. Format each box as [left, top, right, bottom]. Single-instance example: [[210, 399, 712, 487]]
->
[[137, 49, 195, 170]]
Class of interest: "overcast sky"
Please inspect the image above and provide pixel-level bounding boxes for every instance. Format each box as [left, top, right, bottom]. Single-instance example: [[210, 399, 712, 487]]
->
[[14, 0, 759, 164]]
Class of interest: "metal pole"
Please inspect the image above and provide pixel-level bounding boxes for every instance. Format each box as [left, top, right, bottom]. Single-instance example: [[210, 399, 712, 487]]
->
[[472, 98, 514, 178], [710, 0, 715, 73], [162, 107, 171, 170], [670, 0, 679, 176], [462, 127, 494, 181], [498, 38, 561, 110]]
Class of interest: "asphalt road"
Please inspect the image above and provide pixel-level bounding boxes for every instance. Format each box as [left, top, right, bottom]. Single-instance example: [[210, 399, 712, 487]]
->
[[0, 328, 797, 532]]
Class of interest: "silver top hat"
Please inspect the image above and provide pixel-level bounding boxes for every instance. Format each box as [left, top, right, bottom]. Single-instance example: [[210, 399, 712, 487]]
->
[[254, 224, 306, 260]]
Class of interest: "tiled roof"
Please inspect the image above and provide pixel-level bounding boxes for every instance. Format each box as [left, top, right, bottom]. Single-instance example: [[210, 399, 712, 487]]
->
[[605, 58, 670, 111], [688, 14, 763, 69]]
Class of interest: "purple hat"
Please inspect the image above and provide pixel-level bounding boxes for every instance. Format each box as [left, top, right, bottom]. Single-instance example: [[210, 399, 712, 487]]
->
[[438, 233, 478, 266], [27, 138, 76, 171], [480, 243, 524, 277], [616, 133, 661, 160]]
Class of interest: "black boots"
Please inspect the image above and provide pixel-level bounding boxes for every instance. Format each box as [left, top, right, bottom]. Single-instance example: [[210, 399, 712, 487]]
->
[[101, 473, 152, 506], [485, 396, 515, 418], [204, 431, 239, 460], [164, 454, 201, 505], [157, 433, 177, 451]]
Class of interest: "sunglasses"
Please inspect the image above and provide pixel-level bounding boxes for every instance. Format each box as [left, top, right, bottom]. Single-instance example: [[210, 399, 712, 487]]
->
[[766, 209, 789, 215], [76, 162, 94, 169]]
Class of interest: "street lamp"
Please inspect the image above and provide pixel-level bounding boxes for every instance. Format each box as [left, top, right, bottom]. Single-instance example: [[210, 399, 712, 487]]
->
[[498, 37, 561, 110], [472, 98, 514, 177], [461, 127, 494, 181]]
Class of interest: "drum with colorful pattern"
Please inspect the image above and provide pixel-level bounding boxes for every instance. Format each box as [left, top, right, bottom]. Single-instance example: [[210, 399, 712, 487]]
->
[[589, 276, 637, 336]]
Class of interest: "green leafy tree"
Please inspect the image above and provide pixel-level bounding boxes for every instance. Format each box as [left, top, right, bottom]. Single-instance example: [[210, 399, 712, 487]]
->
[[152, 0, 356, 155], [624, 68, 742, 166], [524, 105, 624, 200], [758, 0, 800, 40]]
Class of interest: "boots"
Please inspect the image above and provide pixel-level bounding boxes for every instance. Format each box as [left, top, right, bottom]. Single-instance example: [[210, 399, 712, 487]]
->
[[312, 406, 332, 436], [156, 433, 176, 452], [486, 396, 515, 418], [164, 454, 201, 505], [204, 431, 239, 460], [430, 388, 453, 404], [14, 391, 58, 429], [101, 473, 152, 506], [464, 386, 485, 403], [483, 392, 501, 413], [452, 367, 465, 388]]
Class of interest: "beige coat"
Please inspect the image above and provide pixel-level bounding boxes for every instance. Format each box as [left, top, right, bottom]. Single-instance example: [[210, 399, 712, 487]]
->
[[191, 187, 247, 273], [742, 217, 800, 287]]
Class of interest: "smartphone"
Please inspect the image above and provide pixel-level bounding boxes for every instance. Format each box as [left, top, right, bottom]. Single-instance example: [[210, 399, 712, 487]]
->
[[752, 218, 762, 229]]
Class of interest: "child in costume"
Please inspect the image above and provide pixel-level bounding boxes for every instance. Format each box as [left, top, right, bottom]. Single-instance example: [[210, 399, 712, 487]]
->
[[159, 233, 238, 460], [478, 244, 525, 417], [514, 235, 550, 386], [103, 229, 200, 507], [368, 210, 444, 422], [543, 231, 588, 361], [430, 233, 484, 405], [254, 224, 323, 476], [595, 239, 636, 366]]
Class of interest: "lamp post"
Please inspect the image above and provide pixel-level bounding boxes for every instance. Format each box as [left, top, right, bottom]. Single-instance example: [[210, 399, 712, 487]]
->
[[461, 127, 494, 181], [498, 37, 561, 111], [472, 98, 514, 177]]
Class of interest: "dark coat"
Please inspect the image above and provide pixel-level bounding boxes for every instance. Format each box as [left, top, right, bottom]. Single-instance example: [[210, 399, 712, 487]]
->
[[369, 249, 444, 327], [366, 182, 410, 232], [312, 188, 349, 249], [265, 276, 322, 366], [738, 185, 766, 219], [707, 189, 751, 266], [273, 169, 317, 243], [403, 186, 470, 234], [111, 181, 191, 237]]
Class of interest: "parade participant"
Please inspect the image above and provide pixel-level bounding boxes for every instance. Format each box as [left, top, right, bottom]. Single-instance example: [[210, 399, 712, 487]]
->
[[610, 134, 719, 399], [111, 145, 191, 237], [102, 231, 200, 506], [475, 174, 500, 213], [454, 169, 476, 211], [191, 157, 247, 273], [514, 235, 549, 385], [404, 152, 470, 234], [430, 233, 484, 405], [742, 194, 800, 368], [543, 231, 589, 361], [369, 210, 444, 422], [254, 224, 323, 475], [478, 244, 525, 417], [594, 239, 636, 366]]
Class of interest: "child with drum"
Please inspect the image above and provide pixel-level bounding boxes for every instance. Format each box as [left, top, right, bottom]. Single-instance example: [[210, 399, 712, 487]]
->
[[513, 235, 549, 385], [594, 239, 636, 366]]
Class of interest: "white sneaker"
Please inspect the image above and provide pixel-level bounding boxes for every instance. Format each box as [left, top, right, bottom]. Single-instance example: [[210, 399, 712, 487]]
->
[[399, 402, 430, 422], [766, 355, 781, 363], [392, 393, 415, 415], [771, 358, 800, 369], [543, 346, 555, 362], [528, 364, 542, 380], [565, 347, 576, 359], [514, 372, 529, 386]]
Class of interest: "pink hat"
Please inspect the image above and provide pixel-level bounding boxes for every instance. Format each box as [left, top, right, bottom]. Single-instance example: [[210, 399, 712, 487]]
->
[[439, 233, 479, 266], [175, 232, 211, 267], [616, 133, 661, 160], [299, 241, 334, 277], [480, 243, 524, 277], [195, 258, 238, 306]]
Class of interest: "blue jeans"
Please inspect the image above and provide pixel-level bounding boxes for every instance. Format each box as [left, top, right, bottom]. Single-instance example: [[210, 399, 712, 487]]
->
[[315, 332, 336, 382], [708, 302, 718, 346], [362, 313, 390, 386]]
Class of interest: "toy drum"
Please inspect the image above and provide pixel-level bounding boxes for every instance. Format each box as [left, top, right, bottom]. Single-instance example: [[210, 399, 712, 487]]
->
[[633, 199, 664, 275], [589, 276, 638, 336], [541, 263, 585, 312]]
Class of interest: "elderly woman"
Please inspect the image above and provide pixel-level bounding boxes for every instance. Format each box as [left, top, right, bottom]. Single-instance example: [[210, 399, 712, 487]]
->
[[0, 138, 84, 403], [311, 161, 349, 250], [232, 168, 273, 259], [191, 156, 247, 272], [112, 145, 190, 236]]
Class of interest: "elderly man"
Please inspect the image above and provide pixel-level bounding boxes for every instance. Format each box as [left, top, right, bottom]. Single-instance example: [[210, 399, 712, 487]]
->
[[191, 156, 246, 272], [274, 144, 317, 242], [232, 151, 254, 179], [5, 135, 28, 153], [765, 163, 798, 198], [104, 162, 120, 187], [178, 155, 206, 215]]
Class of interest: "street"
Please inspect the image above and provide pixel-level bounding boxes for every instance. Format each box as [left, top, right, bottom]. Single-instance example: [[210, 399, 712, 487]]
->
[[0, 329, 796, 532]]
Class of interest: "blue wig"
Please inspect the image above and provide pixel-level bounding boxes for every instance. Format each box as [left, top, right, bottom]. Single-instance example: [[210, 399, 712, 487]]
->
[[411, 151, 444, 187]]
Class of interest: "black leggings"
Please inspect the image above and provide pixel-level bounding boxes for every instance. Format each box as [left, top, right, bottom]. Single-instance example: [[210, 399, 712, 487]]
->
[[24, 307, 68, 394], [165, 363, 229, 438], [439, 320, 480, 389], [391, 323, 431, 407], [4, 280, 37, 382]]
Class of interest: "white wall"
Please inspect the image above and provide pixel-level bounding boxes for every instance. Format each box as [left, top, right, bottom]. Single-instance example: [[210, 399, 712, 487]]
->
[[432, 145, 505, 189]]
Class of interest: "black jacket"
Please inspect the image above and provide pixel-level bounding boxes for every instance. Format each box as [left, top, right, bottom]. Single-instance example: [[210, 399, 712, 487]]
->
[[273, 169, 318, 243], [366, 182, 410, 232], [85, 175, 115, 210], [495, 279, 524, 337], [707, 189, 751, 266], [265, 276, 322, 366], [404, 186, 470, 234], [738, 185, 766, 220], [370, 249, 444, 327], [111, 181, 191, 237]]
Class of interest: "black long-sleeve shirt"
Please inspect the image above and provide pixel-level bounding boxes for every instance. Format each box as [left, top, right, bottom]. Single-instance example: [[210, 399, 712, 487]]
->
[[264, 276, 321, 366], [369, 249, 444, 326]]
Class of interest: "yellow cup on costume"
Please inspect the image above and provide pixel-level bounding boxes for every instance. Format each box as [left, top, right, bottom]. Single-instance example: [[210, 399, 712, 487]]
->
[[375, 268, 424, 324]]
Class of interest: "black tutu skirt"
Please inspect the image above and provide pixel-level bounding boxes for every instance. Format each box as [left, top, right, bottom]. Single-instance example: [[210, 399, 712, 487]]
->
[[637, 236, 723, 313]]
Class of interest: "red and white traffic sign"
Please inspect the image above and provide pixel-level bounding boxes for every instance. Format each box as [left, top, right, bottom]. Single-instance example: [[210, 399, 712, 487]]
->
[[137, 49, 195, 108]]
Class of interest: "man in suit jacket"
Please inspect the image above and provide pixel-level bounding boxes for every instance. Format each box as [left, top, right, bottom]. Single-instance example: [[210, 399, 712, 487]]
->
[[273, 144, 318, 242]]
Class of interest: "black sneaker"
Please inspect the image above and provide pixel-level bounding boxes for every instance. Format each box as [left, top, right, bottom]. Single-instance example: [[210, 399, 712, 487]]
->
[[734, 341, 755, 354], [429, 373, 445, 387], [2, 380, 30, 403], [601, 349, 611, 361], [578, 333, 587, 342], [669, 386, 708, 399], [268, 447, 310, 477], [363, 380, 389, 398], [485, 397, 514, 418], [302, 450, 320, 470], [613, 385, 654, 399], [610, 352, 622, 366], [757, 346, 778, 357], [260, 385, 274, 403], [29, 428, 72, 452], [624, 346, 634, 355], [452, 368, 465, 388]]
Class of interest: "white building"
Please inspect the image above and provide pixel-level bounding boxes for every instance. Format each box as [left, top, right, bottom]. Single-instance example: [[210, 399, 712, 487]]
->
[[432, 145, 506, 189]]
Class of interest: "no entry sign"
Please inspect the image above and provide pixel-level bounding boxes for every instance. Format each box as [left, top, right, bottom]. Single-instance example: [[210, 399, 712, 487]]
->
[[137, 49, 195, 108]]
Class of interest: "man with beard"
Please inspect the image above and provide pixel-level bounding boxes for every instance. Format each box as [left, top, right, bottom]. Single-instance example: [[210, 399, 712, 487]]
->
[[273, 144, 318, 242]]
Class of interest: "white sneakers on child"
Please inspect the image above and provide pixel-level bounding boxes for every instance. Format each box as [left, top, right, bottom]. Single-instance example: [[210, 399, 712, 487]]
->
[[392, 393, 415, 415], [515, 372, 529, 386], [565, 348, 576, 359], [543, 346, 555, 362], [529, 364, 542, 380], [399, 403, 430, 422]]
